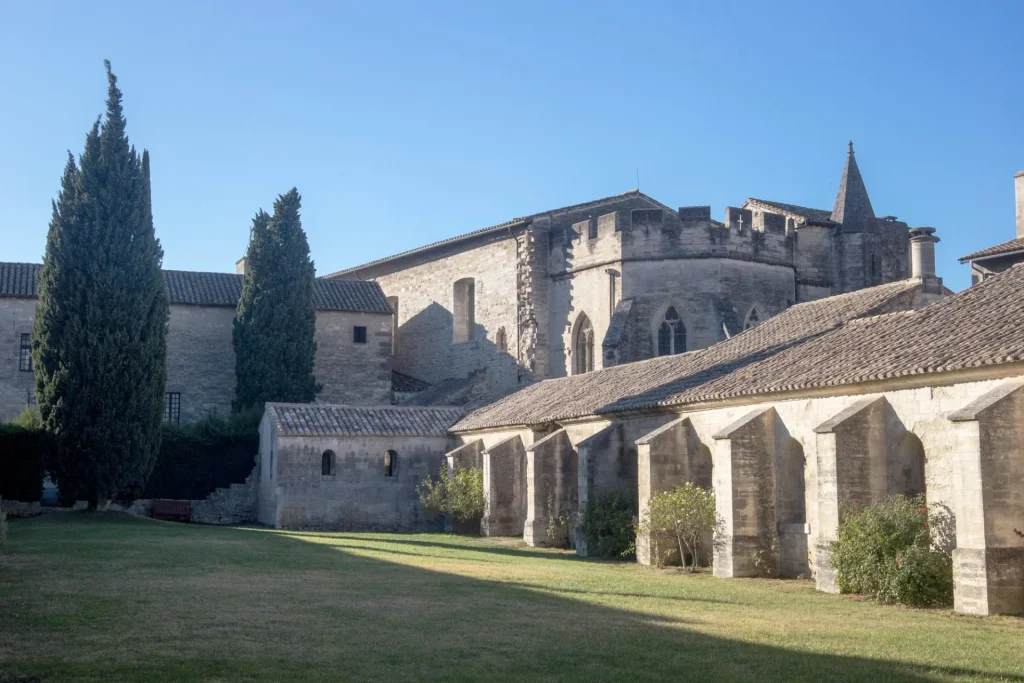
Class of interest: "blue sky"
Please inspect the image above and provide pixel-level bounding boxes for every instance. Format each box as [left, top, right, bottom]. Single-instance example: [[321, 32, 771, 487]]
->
[[1, 1, 1021, 291]]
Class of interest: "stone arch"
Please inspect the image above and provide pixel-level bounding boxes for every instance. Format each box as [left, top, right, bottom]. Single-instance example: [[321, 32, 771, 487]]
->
[[744, 305, 766, 330], [890, 431, 926, 498], [494, 326, 507, 354], [777, 438, 806, 524], [321, 449, 336, 477], [384, 449, 397, 478], [571, 312, 594, 375], [453, 278, 475, 343], [650, 301, 686, 356], [691, 444, 713, 490], [650, 299, 690, 356]]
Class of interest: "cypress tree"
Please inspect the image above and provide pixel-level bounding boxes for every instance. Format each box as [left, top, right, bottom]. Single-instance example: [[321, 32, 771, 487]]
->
[[233, 188, 319, 412], [33, 61, 168, 507]]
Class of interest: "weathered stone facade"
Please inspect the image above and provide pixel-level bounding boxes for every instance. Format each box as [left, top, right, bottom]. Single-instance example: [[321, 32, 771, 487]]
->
[[326, 146, 912, 398], [0, 266, 393, 423]]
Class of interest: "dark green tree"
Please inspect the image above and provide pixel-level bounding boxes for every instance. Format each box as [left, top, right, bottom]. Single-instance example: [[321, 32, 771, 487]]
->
[[232, 188, 319, 412], [33, 61, 168, 507]]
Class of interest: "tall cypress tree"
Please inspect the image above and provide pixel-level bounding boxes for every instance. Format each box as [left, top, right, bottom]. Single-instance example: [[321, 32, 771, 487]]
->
[[33, 61, 168, 507], [233, 188, 319, 412]]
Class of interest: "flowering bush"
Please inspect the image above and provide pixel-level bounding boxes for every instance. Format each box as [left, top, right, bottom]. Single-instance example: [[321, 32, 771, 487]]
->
[[828, 495, 952, 607], [637, 483, 722, 571], [417, 463, 485, 525]]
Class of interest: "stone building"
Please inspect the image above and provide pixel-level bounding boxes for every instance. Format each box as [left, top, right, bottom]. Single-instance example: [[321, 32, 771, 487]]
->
[[326, 144, 911, 399], [446, 228, 1024, 617], [256, 403, 462, 530], [0, 263, 393, 422], [960, 170, 1024, 282]]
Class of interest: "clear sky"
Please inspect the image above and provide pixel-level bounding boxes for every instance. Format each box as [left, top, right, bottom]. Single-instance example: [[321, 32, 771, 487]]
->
[[2, 1, 1021, 291]]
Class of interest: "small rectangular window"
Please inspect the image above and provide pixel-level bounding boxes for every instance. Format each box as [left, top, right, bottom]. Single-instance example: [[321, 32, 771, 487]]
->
[[19, 333, 32, 372], [588, 221, 598, 240], [164, 392, 181, 426], [353, 326, 367, 344]]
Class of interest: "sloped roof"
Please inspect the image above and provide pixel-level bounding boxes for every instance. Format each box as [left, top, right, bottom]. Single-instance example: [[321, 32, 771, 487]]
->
[[266, 403, 463, 437], [959, 237, 1024, 263], [0, 262, 391, 314], [454, 279, 925, 431], [830, 144, 876, 232], [322, 190, 671, 278], [392, 371, 431, 393], [744, 199, 833, 223]]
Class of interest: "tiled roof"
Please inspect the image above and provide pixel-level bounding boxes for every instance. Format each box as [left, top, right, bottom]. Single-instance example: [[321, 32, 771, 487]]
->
[[0, 262, 391, 314], [451, 279, 933, 431], [745, 199, 833, 223], [959, 237, 1024, 263], [323, 190, 668, 278], [392, 371, 430, 393], [266, 403, 464, 437]]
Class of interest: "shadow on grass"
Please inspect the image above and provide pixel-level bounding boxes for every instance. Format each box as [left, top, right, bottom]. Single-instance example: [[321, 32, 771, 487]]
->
[[3, 513, 1022, 683], [346, 534, 587, 561]]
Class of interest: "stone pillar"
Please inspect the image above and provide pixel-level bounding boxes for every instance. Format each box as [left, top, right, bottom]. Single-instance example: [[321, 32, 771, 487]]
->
[[635, 417, 693, 566], [523, 429, 576, 547], [712, 408, 778, 578], [445, 439, 484, 471], [812, 397, 888, 592], [481, 435, 526, 537], [949, 382, 1024, 616]]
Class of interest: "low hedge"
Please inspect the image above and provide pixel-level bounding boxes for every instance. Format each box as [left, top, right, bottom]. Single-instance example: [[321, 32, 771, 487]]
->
[[142, 413, 259, 500], [0, 424, 49, 503]]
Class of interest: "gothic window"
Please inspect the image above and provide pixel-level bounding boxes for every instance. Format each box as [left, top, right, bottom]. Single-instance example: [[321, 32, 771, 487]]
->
[[19, 333, 32, 372], [744, 306, 764, 330], [453, 278, 475, 343], [353, 326, 368, 344], [657, 307, 686, 356], [163, 392, 181, 426], [322, 450, 336, 476], [573, 314, 594, 375], [387, 296, 399, 355], [384, 450, 397, 477]]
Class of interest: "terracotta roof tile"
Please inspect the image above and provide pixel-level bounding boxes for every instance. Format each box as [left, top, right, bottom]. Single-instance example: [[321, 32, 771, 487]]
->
[[0, 262, 391, 314], [959, 237, 1024, 263], [266, 403, 463, 437]]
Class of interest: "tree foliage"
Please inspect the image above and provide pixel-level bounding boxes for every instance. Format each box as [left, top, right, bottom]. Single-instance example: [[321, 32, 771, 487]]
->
[[580, 489, 635, 559], [828, 495, 953, 607], [637, 483, 722, 571], [33, 61, 168, 507], [232, 189, 319, 412], [417, 463, 485, 524]]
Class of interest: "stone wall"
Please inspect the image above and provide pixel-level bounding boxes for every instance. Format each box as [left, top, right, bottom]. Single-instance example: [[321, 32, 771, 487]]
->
[[166, 304, 236, 421], [315, 310, 392, 405], [258, 433, 450, 530], [0, 297, 37, 421]]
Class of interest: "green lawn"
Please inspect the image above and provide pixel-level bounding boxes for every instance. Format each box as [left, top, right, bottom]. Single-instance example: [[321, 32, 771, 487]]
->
[[0, 514, 1021, 682]]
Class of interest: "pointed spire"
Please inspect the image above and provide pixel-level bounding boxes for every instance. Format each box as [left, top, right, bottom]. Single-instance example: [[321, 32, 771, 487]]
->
[[831, 140, 876, 232]]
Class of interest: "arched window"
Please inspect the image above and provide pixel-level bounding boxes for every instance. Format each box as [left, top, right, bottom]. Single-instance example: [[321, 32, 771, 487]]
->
[[321, 450, 336, 476], [778, 439, 806, 524], [890, 432, 926, 498], [453, 278, 475, 343], [744, 306, 764, 330], [657, 307, 686, 356], [387, 296, 399, 355], [573, 314, 594, 375], [384, 450, 397, 477]]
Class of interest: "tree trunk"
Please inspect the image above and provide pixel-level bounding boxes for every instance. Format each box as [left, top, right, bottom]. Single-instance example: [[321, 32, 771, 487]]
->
[[676, 534, 687, 571]]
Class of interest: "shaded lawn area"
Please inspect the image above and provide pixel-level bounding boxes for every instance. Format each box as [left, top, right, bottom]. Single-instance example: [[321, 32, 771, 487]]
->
[[1, 514, 1022, 682]]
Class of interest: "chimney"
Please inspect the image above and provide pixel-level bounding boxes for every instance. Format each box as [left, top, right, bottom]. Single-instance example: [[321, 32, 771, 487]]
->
[[1016, 171, 1024, 238], [909, 227, 940, 279], [236, 257, 247, 275]]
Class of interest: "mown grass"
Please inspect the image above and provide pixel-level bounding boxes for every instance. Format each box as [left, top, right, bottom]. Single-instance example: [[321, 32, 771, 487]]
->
[[0, 513, 1021, 682]]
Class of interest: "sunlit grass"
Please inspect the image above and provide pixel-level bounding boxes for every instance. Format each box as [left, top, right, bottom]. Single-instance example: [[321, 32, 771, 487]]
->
[[0, 513, 1021, 682]]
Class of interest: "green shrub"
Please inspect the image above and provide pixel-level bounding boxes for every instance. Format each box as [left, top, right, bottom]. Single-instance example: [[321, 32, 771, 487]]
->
[[545, 494, 576, 549], [580, 490, 635, 559], [637, 483, 721, 571], [828, 495, 953, 607], [0, 424, 49, 503], [140, 412, 259, 500], [417, 463, 485, 525]]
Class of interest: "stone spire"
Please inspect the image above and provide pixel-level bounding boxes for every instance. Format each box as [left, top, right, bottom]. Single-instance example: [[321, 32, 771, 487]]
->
[[831, 141, 877, 232]]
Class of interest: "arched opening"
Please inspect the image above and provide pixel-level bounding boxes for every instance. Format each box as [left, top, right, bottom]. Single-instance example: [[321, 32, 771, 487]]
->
[[453, 278, 475, 343], [573, 314, 594, 375], [657, 306, 686, 356], [384, 450, 397, 478], [321, 450, 336, 477], [691, 444, 713, 490], [495, 326, 507, 354], [744, 306, 764, 330], [890, 431, 926, 498], [778, 438, 806, 524], [387, 296, 399, 355]]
